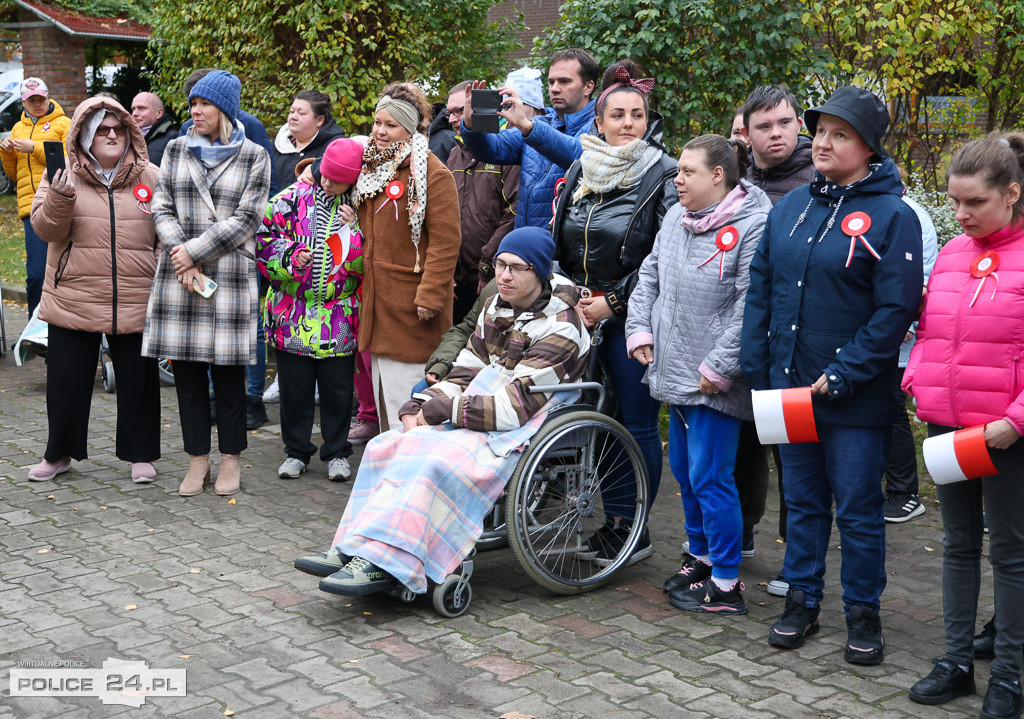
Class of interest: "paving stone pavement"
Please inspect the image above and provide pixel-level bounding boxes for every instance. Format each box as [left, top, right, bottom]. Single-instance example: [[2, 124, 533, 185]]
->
[[0, 300, 993, 718]]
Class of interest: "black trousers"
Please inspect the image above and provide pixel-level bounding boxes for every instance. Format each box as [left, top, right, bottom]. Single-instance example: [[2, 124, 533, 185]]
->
[[732, 421, 787, 540], [277, 351, 355, 463], [44, 325, 160, 463], [173, 360, 246, 455], [452, 276, 480, 326], [884, 369, 920, 496]]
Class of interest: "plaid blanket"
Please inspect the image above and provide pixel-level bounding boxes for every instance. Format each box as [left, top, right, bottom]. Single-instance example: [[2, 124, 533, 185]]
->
[[331, 366, 576, 594]]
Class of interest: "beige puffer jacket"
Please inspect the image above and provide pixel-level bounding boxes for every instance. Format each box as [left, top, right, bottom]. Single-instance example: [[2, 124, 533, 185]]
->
[[31, 96, 160, 334]]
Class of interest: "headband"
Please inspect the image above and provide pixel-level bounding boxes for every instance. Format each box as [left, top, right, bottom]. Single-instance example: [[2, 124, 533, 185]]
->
[[596, 66, 656, 114], [375, 96, 420, 137]]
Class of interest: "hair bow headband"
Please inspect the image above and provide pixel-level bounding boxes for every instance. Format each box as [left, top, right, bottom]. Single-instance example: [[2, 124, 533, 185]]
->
[[596, 66, 656, 113]]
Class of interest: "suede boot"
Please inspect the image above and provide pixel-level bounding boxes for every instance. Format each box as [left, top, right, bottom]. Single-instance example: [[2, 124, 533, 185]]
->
[[215, 453, 241, 495], [179, 455, 210, 496]]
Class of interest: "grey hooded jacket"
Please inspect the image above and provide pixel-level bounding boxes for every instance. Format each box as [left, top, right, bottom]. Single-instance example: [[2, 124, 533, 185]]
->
[[625, 180, 772, 420]]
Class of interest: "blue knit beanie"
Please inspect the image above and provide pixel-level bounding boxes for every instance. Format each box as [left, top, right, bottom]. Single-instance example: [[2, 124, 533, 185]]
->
[[494, 227, 555, 279], [189, 70, 241, 122]]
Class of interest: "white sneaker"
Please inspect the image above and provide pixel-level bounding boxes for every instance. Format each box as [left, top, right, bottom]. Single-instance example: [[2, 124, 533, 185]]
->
[[314, 381, 320, 405], [263, 376, 280, 403], [328, 457, 351, 482], [766, 571, 789, 597], [278, 457, 307, 479]]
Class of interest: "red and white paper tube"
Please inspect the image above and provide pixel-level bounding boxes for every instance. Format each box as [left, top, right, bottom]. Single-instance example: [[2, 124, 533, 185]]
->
[[923, 425, 998, 485], [751, 387, 819, 444]]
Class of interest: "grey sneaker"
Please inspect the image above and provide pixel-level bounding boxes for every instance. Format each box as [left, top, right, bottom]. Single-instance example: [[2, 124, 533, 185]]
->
[[766, 570, 789, 597], [319, 557, 396, 596], [278, 457, 307, 479], [328, 457, 351, 482], [294, 546, 351, 577]]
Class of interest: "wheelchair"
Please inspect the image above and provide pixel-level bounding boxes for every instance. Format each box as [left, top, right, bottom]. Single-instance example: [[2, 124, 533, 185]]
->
[[384, 321, 651, 617]]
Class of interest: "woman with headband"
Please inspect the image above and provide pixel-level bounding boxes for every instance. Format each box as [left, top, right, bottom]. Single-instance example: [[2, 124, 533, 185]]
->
[[353, 82, 461, 431], [550, 60, 678, 566]]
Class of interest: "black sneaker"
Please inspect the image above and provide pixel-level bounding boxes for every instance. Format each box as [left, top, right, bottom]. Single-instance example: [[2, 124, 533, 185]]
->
[[319, 557, 397, 596], [768, 589, 820, 649], [981, 677, 1023, 719], [742, 528, 756, 558], [884, 493, 925, 523], [294, 547, 351, 577], [594, 525, 652, 567], [663, 554, 713, 593], [845, 605, 885, 665], [246, 395, 269, 430], [576, 518, 616, 560], [669, 578, 748, 615], [975, 617, 997, 659], [909, 658, 975, 705]]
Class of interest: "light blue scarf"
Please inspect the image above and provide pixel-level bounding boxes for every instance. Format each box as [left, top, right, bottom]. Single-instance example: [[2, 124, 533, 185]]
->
[[186, 120, 246, 167]]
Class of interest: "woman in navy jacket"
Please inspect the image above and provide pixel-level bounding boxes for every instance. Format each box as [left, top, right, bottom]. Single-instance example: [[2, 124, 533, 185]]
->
[[740, 87, 922, 665]]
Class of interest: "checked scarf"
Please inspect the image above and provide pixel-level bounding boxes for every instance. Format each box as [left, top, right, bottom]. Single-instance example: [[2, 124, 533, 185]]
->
[[572, 133, 664, 204]]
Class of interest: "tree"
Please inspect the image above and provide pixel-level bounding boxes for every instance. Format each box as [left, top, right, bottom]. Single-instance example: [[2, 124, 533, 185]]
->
[[148, 0, 522, 134], [534, 0, 831, 152]]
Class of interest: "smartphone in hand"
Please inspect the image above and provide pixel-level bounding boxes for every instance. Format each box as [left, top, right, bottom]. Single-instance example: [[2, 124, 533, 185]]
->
[[193, 273, 218, 298], [43, 141, 65, 182], [471, 89, 503, 133]]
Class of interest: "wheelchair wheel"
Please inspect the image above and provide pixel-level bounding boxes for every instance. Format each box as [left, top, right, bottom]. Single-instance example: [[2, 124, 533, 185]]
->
[[102, 359, 116, 393], [157, 358, 175, 386], [506, 411, 647, 595], [432, 573, 472, 617]]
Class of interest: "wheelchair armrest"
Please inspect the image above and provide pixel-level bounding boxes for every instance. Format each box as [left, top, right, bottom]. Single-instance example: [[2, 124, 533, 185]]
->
[[528, 382, 606, 415]]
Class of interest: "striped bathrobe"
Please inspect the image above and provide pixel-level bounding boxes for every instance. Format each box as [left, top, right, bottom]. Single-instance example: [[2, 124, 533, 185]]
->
[[142, 135, 271, 365], [331, 275, 590, 593]]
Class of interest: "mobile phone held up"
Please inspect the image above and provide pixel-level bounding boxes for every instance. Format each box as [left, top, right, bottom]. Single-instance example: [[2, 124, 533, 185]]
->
[[471, 89, 505, 133], [44, 141, 66, 182]]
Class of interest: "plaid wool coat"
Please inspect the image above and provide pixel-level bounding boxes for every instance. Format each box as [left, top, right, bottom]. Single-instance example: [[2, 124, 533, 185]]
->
[[142, 136, 271, 365]]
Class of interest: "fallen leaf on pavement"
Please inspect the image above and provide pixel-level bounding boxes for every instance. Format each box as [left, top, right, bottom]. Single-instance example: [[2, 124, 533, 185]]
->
[[37, 548, 49, 554], [190, 569, 201, 574], [227, 498, 236, 504], [124, 605, 137, 610], [925, 546, 934, 551], [178, 655, 192, 659], [500, 712, 537, 719]]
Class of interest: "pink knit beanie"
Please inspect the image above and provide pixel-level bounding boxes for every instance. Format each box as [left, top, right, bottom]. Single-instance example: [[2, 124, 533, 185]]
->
[[319, 138, 364, 184]]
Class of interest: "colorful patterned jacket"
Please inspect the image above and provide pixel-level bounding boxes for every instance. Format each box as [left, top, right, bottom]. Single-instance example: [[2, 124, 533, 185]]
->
[[256, 181, 363, 358]]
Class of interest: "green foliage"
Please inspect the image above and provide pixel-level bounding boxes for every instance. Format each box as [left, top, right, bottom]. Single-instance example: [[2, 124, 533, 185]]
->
[[533, 0, 832, 152], [148, 0, 522, 135]]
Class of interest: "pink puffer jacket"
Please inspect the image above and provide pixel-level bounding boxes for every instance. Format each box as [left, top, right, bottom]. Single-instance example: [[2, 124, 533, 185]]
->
[[903, 222, 1024, 433]]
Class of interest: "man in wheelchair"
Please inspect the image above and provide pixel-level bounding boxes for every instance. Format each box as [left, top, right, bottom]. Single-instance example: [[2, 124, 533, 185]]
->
[[294, 227, 591, 597]]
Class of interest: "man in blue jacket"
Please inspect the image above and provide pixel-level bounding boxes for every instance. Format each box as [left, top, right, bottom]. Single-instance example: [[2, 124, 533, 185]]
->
[[460, 48, 598, 229]]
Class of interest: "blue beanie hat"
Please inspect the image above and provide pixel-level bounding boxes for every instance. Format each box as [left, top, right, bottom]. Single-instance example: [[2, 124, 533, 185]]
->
[[494, 227, 555, 279], [189, 70, 241, 123]]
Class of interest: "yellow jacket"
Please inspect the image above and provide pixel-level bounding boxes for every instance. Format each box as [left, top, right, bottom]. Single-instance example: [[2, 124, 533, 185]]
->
[[1, 100, 70, 218]]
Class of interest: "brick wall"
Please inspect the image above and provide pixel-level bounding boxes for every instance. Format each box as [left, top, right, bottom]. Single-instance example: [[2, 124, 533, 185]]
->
[[487, 0, 561, 61], [19, 8, 87, 115]]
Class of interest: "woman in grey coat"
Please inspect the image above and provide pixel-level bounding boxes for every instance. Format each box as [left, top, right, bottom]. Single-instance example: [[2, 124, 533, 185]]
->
[[626, 135, 771, 616], [142, 70, 271, 497]]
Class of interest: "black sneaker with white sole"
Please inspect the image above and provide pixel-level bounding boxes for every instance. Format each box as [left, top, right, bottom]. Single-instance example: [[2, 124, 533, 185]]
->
[[319, 557, 397, 596], [669, 578, 748, 615], [663, 554, 713, 593], [576, 518, 616, 560], [594, 525, 651, 567], [884, 493, 925, 523], [294, 546, 351, 577]]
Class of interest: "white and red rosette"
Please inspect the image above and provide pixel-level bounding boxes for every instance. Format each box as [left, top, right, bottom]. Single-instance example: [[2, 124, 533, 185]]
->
[[751, 387, 819, 444], [922, 425, 998, 485], [840, 211, 880, 268], [697, 225, 740, 280], [134, 184, 153, 214], [376, 180, 405, 220], [969, 250, 1000, 307]]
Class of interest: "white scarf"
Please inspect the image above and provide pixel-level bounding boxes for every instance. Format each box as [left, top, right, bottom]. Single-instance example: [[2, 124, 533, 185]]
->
[[572, 133, 664, 203]]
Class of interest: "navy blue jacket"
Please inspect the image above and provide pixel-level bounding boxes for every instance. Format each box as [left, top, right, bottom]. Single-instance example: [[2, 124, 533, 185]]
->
[[179, 109, 279, 198], [460, 100, 596, 229], [740, 159, 923, 426]]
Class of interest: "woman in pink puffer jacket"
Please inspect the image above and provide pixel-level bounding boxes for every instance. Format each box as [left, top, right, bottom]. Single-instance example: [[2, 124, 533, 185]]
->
[[904, 133, 1024, 717]]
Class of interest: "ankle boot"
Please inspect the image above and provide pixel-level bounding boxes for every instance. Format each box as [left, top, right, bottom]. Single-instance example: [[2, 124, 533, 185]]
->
[[215, 453, 241, 495], [179, 455, 210, 496]]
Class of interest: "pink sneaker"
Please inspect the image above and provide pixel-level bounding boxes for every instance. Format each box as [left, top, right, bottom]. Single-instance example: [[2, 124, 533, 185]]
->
[[27, 457, 72, 482], [347, 419, 379, 445]]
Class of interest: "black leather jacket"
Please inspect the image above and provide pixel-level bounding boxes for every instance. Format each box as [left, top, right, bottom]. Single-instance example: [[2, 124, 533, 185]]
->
[[551, 114, 677, 315]]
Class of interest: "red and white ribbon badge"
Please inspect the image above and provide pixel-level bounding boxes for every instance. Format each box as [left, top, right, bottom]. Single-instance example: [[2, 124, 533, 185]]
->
[[969, 250, 1000, 307], [697, 225, 740, 280], [134, 184, 152, 215], [751, 387, 819, 444], [43, 121, 50, 132], [840, 211, 880, 268], [549, 177, 567, 227], [376, 180, 404, 221], [922, 425, 998, 485]]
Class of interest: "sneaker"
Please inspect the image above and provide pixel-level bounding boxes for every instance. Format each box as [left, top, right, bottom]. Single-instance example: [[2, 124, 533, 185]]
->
[[766, 570, 789, 597], [594, 525, 652, 567], [975, 617, 997, 659], [294, 547, 351, 577], [981, 677, 1023, 719], [663, 554, 713, 593], [130, 462, 157, 484], [576, 518, 617, 560], [844, 605, 885, 665], [669, 578, 748, 615], [328, 457, 351, 482], [319, 557, 397, 596], [909, 658, 975, 705], [347, 419, 379, 445], [314, 382, 320, 405], [768, 589, 821, 649], [27, 457, 71, 482], [884, 493, 925, 523], [263, 376, 280, 403], [742, 528, 756, 558], [278, 458, 307, 479], [246, 395, 269, 430]]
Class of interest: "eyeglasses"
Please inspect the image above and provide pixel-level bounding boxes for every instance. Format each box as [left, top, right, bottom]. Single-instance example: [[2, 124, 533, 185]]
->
[[447, 106, 464, 117], [493, 259, 533, 276], [99, 125, 127, 138]]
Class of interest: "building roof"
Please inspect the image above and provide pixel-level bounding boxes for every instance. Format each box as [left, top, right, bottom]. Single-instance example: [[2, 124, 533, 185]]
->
[[12, 0, 151, 41]]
